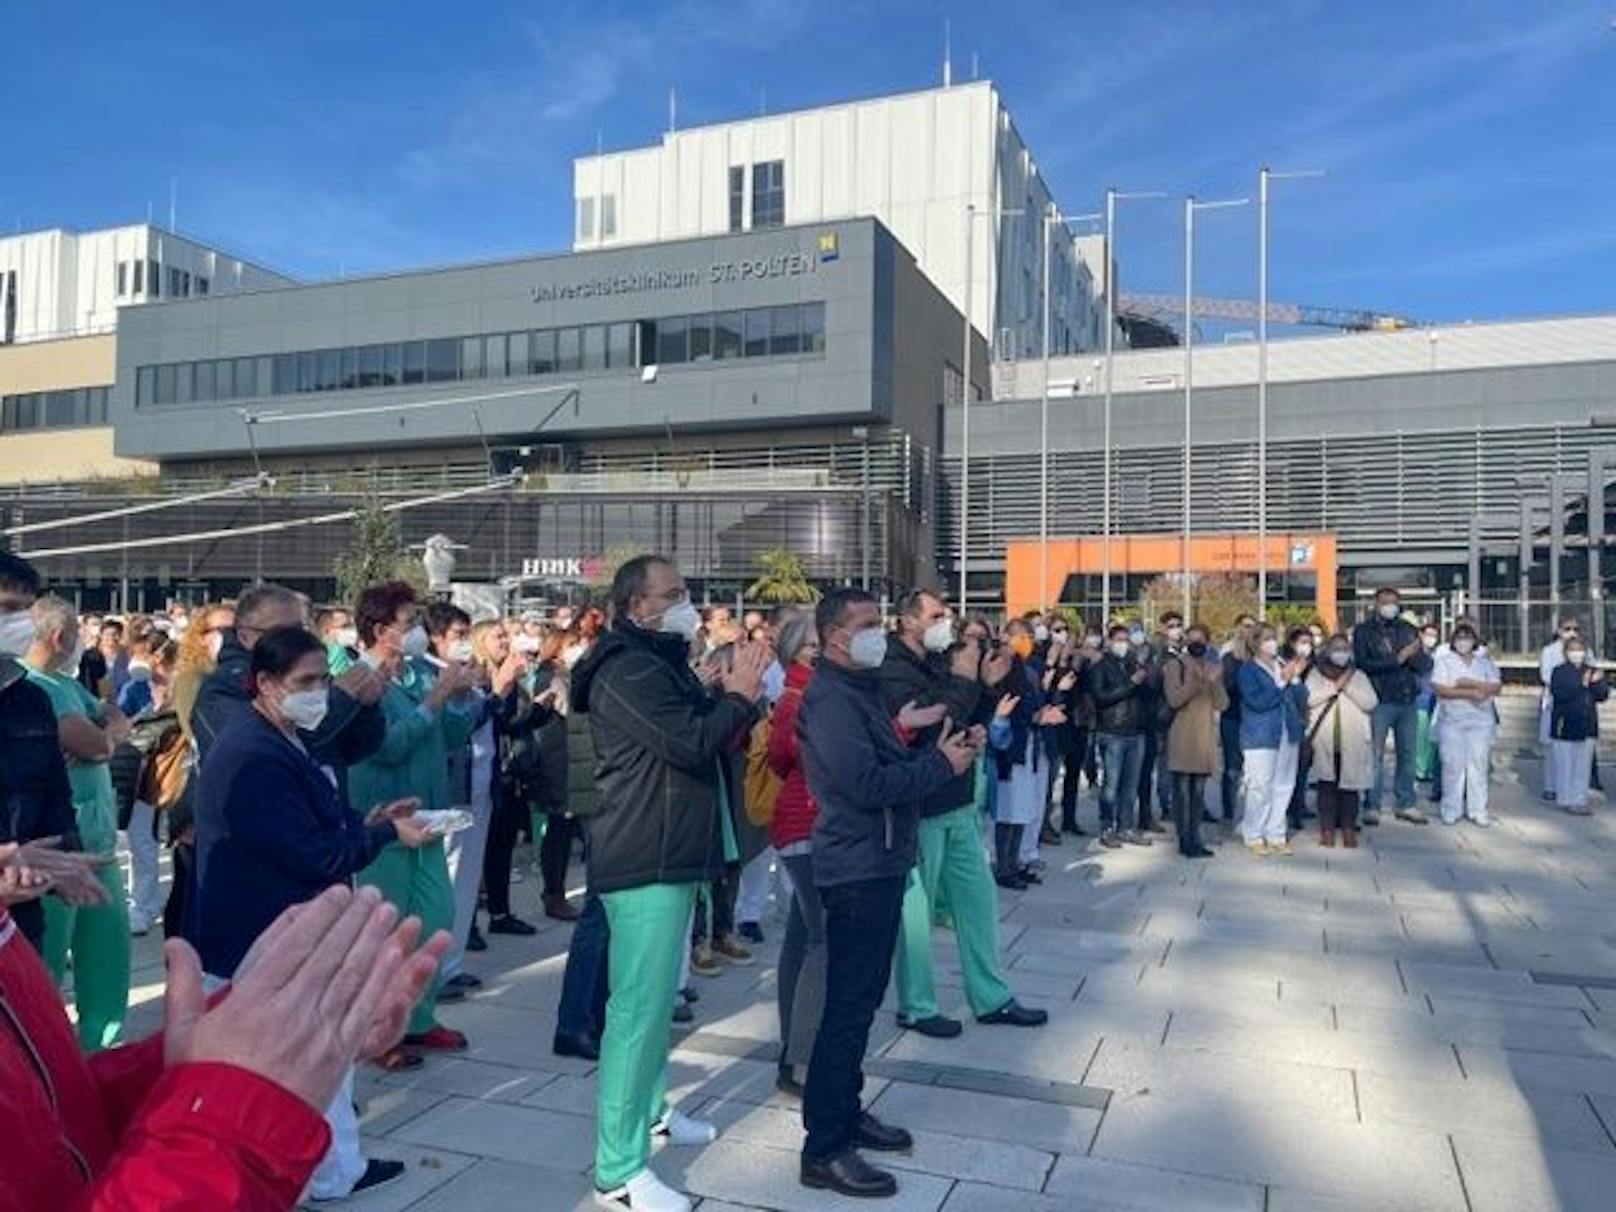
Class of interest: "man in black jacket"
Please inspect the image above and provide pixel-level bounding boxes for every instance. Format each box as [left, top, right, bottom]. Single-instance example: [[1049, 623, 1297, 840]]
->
[[1352, 587, 1433, 825], [798, 587, 979, 1199], [879, 590, 1045, 1040], [0, 552, 79, 951], [569, 555, 768, 1212], [1091, 622, 1153, 849]]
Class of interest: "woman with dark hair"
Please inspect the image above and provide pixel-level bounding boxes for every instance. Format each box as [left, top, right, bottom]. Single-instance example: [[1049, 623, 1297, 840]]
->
[[1283, 626, 1317, 832], [193, 624, 430, 1200]]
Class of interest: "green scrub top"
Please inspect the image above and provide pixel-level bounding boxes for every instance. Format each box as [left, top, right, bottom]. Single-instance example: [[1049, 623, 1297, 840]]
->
[[25, 663, 119, 855]]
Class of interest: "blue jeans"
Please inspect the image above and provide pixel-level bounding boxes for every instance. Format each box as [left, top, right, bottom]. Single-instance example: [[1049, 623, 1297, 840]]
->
[[556, 892, 610, 1043], [1098, 733, 1146, 833], [1369, 700, 1419, 809]]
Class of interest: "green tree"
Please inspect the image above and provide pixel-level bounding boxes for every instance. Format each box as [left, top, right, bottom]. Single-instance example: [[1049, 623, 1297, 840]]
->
[[333, 496, 425, 606], [747, 549, 819, 604], [1138, 572, 1259, 642]]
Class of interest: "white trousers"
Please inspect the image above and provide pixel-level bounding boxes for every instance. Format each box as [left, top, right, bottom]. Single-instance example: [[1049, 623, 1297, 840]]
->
[[124, 800, 163, 927], [1241, 742, 1298, 845], [1552, 739, 1595, 808], [734, 846, 777, 925], [1437, 725, 1494, 824], [440, 785, 493, 982]]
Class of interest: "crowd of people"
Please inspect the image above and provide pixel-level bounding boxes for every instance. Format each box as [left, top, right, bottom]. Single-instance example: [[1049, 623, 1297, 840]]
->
[[0, 541, 1601, 1209]]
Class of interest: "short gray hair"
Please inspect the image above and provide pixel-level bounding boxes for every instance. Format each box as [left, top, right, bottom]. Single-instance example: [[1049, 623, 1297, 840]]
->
[[237, 583, 307, 629], [775, 612, 818, 666], [29, 595, 77, 645]]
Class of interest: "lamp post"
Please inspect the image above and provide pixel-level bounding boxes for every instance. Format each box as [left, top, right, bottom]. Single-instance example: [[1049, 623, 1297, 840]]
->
[[959, 201, 1024, 613], [1182, 195, 1249, 620], [1256, 166, 1324, 616], [1101, 187, 1168, 623]]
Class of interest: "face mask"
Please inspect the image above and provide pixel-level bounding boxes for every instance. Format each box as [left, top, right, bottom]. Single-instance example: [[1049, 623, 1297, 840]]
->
[[1186, 640, 1208, 657], [1378, 603, 1400, 621], [1327, 648, 1351, 668], [56, 636, 86, 675], [1421, 633, 1438, 649], [1166, 626, 1184, 643], [1453, 637, 1475, 655], [1295, 641, 1313, 658], [1109, 640, 1131, 659], [127, 659, 153, 683], [1033, 624, 1050, 643], [922, 619, 955, 654], [400, 624, 431, 659], [1083, 634, 1102, 650], [1260, 638, 1280, 658], [1010, 635, 1035, 660], [207, 630, 226, 660], [280, 687, 330, 730], [0, 610, 37, 657], [657, 599, 702, 641], [333, 627, 359, 650], [849, 627, 887, 669], [1567, 649, 1587, 667], [449, 638, 475, 664], [1129, 628, 1146, 646]]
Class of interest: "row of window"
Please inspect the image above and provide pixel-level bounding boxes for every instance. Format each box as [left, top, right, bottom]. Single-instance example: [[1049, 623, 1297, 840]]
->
[[576, 194, 619, 242], [135, 302, 827, 408], [729, 160, 785, 233], [114, 260, 210, 300], [1, 386, 111, 433]]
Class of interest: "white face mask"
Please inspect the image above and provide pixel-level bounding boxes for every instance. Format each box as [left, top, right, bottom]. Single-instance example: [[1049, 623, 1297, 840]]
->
[[56, 636, 86, 675], [849, 627, 888, 669], [656, 598, 702, 641], [1261, 638, 1281, 658], [0, 610, 38, 657], [1378, 603, 1400, 621], [1109, 640, 1131, 659], [1083, 634, 1102, 650], [448, 638, 475, 664], [1327, 648, 1351, 668], [922, 618, 955, 653], [1453, 637, 1475, 656], [1033, 624, 1050, 643], [1129, 629, 1146, 646], [401, 624, 431, 660], [1295, 641, 1313, 658], [280, 686, 330, 730], [207, 630, 226, 660], [1567, 649, 1587, 667], [333, 627, 359, 650], [127, 659, 153, 683]]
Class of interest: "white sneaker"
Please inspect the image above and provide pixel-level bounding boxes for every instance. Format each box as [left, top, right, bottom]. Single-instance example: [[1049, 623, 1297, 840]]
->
[[1469, 817, 1492, 828], [595, 1169, 692, 1212], [652, 1107, 717, 1145]]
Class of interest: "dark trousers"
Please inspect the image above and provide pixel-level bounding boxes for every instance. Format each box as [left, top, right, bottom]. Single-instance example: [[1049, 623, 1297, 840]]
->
[[555, 891, 611, 1043], [482, 791, 527, 918], [1315, 782, 1359, 832], [1174, 773, 1207, 853], [993, 822, 1025, 878], [803, 875, 905, 1163], [539, 813, 578, 902], [694, 861, 739, 943], [1219, 714, 1244, 820], [1287, 748, 1313, 831], [1137, 729, 1158, 827], [162, 842, 192, 942], [1058, 726, 1097, 830]]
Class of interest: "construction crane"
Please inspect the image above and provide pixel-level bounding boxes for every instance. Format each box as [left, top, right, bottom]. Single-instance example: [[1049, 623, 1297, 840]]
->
[[1119, 294, 1419, 334]]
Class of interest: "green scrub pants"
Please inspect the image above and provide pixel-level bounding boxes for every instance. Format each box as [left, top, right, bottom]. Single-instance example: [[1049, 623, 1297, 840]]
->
[[358, 840, 455, 1035], [43, 863, 130, 1051], [1416, 708, 1436, 782], [894, 803, 1014, 1021], [595, 881, 698, 1191]]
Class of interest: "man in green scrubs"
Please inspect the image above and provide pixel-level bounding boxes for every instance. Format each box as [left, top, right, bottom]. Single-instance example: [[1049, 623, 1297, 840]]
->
[[570, 556, 768, 1212], [347, 582, 481, 1056], [23, 596, 130, 1051], [879, 592, 1048, 1036]]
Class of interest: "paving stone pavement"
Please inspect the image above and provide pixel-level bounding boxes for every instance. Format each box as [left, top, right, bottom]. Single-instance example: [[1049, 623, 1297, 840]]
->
[[97, 781, 1616, 1210]]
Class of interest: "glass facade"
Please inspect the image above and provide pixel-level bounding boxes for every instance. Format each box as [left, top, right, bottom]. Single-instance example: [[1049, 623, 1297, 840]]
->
[[751, 161, 784, 228], [1, 386, 112, 432], [136, 302, 827, 407]]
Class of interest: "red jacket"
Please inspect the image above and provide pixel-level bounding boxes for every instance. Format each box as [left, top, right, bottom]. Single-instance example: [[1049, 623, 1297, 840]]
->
[[768, 663, 819, 849], [0, 910, 329, 1211]]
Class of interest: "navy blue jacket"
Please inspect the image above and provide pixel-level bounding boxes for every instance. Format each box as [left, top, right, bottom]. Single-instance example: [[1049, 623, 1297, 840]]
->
[[1550, 663, 1609, 742], [192, 706, 397, 977], [0, 658, 78, 948], [1352, 616, 1431, 706], [801, 658, 956, 889]]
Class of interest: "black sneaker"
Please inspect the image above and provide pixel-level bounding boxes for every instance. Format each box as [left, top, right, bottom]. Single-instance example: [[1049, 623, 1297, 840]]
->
[[488, 914, 538, 936], [349, 1158, 406, 1196], [738, 921, 765, 944], [897, 1013, 962, 1038], [465, 925, 488, 953], [978, 999, 1049, 1027]]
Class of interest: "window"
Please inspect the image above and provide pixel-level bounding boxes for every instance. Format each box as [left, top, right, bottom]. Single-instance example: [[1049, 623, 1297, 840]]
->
[[116, 262, 128, 296], [744, 308, 771, 357], [195, 360, 216, 401], [688, 315, 713, 362], [576, 197, 595, 242], [425, 338, 458, 383], [274, 353, 298, 394], [357, 345, 384, 388], [89, 387, 109, 424], [155, 364, 177, 405], [296, 351, 319, 393], [133, 261, 144, 295], [196, 276, 209, 296], [484, 334, 507, 379], [529, 330, 556, 375], [802, 301, 825, 353], [317, 349, 341, 393], [460, 336, 484, 380], [751, 160, 784, 228], [382, 343, 403, 387], [606, 322, 632, 367], [507, 331, 530, 375], [215, 360, 237, 402], [136, 367, 155, 407], [728, 166, 745, 233], [182, 271, 191, 297], [402, 342, 426, 385], [601, 194, 617, 239], [2, 387, 113, 431], [714, 311, 743, 360], [169, 267, 184, 297], [656, 315, 688, 365], [582, 325, 606, 370], [556, 328, 581, 373], [149, 260, 161, 298], [339, 348, 358, 390], [174, 361, 194, 404], [769, 304, 801, 355], [255, 356, 274, 396]]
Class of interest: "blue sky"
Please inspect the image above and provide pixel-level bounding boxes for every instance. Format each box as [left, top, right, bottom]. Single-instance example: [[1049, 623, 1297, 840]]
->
[[11, 1, 1616, 325]]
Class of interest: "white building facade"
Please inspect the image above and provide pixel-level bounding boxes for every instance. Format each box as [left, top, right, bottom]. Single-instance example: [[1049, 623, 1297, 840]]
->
[[0, 224, 292, 345], [573, 81, 1104, 362]]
